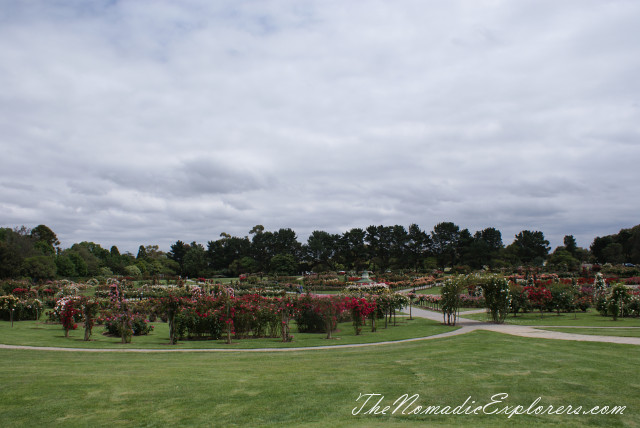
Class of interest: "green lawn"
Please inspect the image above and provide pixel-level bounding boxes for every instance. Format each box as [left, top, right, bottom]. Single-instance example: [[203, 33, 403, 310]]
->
[[0, 331, 637, 427], [415, 286, 442, 295], [0, 316, 456, 350], [537, 327, 640, 338], [462, 309, 640, 327]]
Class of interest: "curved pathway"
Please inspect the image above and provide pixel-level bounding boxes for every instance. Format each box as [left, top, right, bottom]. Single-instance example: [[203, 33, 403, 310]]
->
[[1, 307, 638, 353], [410, 306, 640, 346]]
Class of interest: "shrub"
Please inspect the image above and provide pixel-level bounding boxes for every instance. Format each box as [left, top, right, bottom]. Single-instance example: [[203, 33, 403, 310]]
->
[[509, 283, 528, 317], [104, 314, 153, 336], [0, 295, 43, 321], [174, 307, 223, 340], [606, 284, 631, 321], [524, 285, 552, 317], [294, 294, 327, 333], [482, 276, 510, 324]]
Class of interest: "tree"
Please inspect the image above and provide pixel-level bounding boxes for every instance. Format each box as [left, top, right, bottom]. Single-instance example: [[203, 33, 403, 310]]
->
[[0, 227, 38, 278], [207, 235, 251, 273], [590, 225, 640, 264], [272, 228, 302, 258], [67, 251, 89, 276], [228, 256, 258, 276], [182, 242, 208, 278], [22, 255, 57, 280], [136, 245, 147, 260], [168, 240, 190, 275], [337, 228, 367, 271], [304, 230, 338, 271], [249, 224, 265, 235], [55, 255, 77, 277], [602, 243, 624, 264], [249, 226, 274, 272], [431, 222, 462, 269], [547, 248, 580, 271], [441, 277, 465, 325], [270, 253, 298, 275], [563, 235, 577, 255], [68, 242, 107, 276], [406, 224, 429, 271], [365, 225, 394, 272], [30, 225, 60, 249], [508, 230, 550, 266], [389, 225, 409, 270], [124, 265, 142, 278], [590, 235, 613, 263]]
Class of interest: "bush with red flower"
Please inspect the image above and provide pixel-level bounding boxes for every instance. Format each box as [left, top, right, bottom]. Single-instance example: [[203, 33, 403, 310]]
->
[[345, 297, 376, 335], [524, 285, 553, 317], [59, 297, 81, 337]]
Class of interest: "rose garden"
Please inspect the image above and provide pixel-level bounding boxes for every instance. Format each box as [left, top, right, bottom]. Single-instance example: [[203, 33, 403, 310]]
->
[[1, 269, 639, 427]]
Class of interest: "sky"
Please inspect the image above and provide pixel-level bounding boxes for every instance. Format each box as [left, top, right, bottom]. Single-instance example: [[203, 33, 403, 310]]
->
[[1, 0, 639, 254]]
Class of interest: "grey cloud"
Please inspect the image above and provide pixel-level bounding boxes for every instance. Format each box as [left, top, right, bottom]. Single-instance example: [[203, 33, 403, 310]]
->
[[2, 0, 640, 252]]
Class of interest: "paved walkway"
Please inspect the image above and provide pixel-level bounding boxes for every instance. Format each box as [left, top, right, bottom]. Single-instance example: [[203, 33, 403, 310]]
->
[[1, 307, 638, 353], [409, 306, 640, 346]]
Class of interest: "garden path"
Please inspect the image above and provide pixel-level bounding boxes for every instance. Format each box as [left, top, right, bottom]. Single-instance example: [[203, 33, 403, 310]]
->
[[409, 306, 640, 346], [1, 307, 639, 352]]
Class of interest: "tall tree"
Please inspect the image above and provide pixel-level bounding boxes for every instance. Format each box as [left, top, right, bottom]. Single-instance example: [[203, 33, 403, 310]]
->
[[30, 225, 60, 251], [463, 227, 504, 269], [508, 230, 550, 266], [431, 222, 462, 268], [389, 225, 409, 269], [249, 226, 274, 272], [207, 234, 251, 273], [182, 242, 208, 278], [406, 224, 429, 271], [272, 228, 302, 258], [168, 240, 190, 275], [563, 235, 577, 255], [304, 230, 338, 271], [337, 228, 367, 271]]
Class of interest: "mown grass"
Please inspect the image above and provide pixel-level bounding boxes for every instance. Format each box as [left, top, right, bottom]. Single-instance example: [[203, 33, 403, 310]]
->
[[537, 327, 640, 338], [0, 316, 456, 349], [415, 286, 442, 295], [462, 309, 640, 327], [0, 331, 638, 427]]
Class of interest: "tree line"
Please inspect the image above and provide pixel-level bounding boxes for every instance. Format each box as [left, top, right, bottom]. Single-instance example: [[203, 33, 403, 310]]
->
[[1, 222, 639, 280]]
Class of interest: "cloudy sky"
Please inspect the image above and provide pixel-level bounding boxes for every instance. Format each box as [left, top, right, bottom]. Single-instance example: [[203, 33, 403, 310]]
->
[[1, 0, 639, 253]]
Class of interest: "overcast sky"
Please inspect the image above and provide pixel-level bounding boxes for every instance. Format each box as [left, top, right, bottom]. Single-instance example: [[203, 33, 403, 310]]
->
[[1, 0, 639, 254]]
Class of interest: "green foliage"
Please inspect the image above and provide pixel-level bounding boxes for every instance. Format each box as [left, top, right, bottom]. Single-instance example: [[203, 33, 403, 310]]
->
[[104, 314, 153, 337], [549, 282, 576, 315], [0, 295, 43, 321], [441, 276, 465, 325], [508, 282, 528, 316], [547, 248, 580, 272], [21, 255, 56, 280], [606, 284, 631, 321], [591, 224, 640, 264], [30, 225, 60, 248], [182, 242, 208, 277], [269, 253, 298, 275], [174, 307, 223, 340], [124, 265, 142, 278], [55, 255, 77, 277], [508, 230, 550, 266], [481, 276, 510, 323]]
